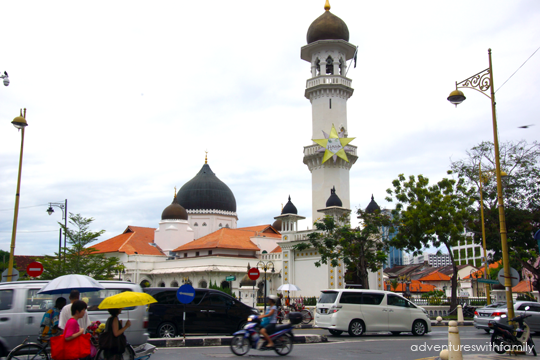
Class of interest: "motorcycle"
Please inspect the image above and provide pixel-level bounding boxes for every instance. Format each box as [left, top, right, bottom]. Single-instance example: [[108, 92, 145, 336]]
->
[[462, 303, 476, 318], [489, 306, 537, 356], [230, 313, 302, 356]]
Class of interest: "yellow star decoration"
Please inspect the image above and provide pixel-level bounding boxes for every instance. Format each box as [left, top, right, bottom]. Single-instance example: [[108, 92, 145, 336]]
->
[[312, 124, 355, 164]]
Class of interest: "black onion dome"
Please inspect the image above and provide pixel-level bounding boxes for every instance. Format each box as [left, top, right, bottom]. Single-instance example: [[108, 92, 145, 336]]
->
[[326, 186, 343, 207], [272, 219, 282, 231], [240, 274, 256, 287], [365, 195, 381, 213], [161, 196, 188, 220], [306, 10, 349, 44], [282, 196, 298, 215], [177, 164, 236, 212]]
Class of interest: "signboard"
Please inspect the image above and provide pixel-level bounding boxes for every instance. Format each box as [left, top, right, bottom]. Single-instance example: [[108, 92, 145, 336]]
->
[[226, 275, 236, 282], [1, 268, 19, 282], [176, 284, 195, 304], [477, 278, 500, 285], [248, 268, 260, 281], [498, 267, 520, 287], [27, 261, 44, 277]]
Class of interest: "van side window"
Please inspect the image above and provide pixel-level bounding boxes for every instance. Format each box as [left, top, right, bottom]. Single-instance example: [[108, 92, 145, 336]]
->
[[152, 291, 179, 305], [387, 294, 409, 307], [339, 292, 362, 304], [360, 293, 384, 305], [0, 289, 13, 311], [25, 289, 56, 312]]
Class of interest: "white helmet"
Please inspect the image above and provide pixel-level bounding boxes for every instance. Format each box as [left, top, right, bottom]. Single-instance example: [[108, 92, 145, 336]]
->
[[267, 295, 278, 303]]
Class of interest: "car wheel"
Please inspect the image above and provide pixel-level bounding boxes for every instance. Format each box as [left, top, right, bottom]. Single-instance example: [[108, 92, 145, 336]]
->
[[412, 320, 427, 336], [157, 322, 177, 338], [348, 319, 364, 337], [328, 329, 343, 336], [391, 331, 401, 336]]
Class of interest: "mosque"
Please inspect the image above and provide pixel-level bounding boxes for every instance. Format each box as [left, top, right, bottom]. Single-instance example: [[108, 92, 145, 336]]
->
[[90, 1, 385, 300]]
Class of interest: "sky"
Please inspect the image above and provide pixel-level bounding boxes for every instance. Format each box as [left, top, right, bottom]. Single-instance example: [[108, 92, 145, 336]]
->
[[0, 0, 539, 257]]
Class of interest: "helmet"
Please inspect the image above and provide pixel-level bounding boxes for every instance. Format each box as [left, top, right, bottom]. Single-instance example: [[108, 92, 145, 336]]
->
[[267, 295, 278, 303]]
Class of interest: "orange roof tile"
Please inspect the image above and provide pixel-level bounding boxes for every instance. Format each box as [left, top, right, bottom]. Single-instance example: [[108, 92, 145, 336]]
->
[[270, 245, 282, 253], [513, 280, 534, 293], [173, 227, 261, 252], [418, 271, 451, 281], [90, 226, 164, 256], [388, 280, 435, 293], [463, 260, 501, 279]]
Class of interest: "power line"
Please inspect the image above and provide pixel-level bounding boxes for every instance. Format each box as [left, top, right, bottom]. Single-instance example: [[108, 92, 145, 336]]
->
[[0, 230, 58, 233], [0, 204, 49, 212], [496, 45, 540, 93]]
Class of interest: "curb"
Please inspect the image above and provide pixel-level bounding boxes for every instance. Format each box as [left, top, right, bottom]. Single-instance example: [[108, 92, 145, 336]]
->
[[148, 335, 327, 348], [431, 321, 474, 326]]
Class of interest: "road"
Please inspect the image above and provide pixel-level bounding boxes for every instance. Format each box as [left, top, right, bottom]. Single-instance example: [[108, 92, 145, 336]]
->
[[149, 327, 522, 360]]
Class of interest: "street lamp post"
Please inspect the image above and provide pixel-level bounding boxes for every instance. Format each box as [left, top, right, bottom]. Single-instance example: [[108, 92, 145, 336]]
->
[[47, 200, 68, 266], [257, 260, 275, 312], [398, 275, 411, 298], [447, 48, 514, 321], [7, 109, 28, 282]]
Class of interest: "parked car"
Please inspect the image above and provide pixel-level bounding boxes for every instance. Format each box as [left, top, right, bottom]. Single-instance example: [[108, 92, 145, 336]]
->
[[0, 280, 149, 351], [144, 287, 258, 337], [315, 289, 432, 336], [474, 301, 540, 333]]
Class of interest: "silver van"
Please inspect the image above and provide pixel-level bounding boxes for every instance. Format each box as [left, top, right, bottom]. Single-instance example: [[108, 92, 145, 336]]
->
[[0, 280, 149, 352], [315, 289, 431, 336]]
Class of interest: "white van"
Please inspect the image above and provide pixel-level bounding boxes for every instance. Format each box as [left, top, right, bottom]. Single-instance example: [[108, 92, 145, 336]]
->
[[315, 289, 431, 336], [0, 280, 149, 352]]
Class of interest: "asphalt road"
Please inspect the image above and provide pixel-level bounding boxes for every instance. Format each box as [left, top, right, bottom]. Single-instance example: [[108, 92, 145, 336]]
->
[[149, 327, 524, 360]]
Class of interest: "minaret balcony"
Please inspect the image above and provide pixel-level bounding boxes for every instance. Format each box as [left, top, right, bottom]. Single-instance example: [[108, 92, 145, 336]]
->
[[306, 75, 352, 89]]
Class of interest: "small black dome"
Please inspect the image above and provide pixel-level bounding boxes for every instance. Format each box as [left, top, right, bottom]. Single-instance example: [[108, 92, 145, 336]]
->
[[162, 196, 188, 220], [282, 196, 298, 215], [240, 274, 256, 287], [306, 10, 349, 44], [326, 186, 343, 207], [272, 219, 282, 231], [177, 163, 236, 213], [365, 195, 381, 213]]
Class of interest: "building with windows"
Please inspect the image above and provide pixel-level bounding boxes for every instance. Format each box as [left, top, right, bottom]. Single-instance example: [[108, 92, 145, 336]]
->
[[451, 232, 493, 268]]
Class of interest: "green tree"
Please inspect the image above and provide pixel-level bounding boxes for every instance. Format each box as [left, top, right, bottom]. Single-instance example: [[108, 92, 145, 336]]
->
[[0, 249, 10, 272], [450, 140, 540, 288], [386, 174, 476, 310], [293, 211, 390, 289], [39, 213, 122, 280]]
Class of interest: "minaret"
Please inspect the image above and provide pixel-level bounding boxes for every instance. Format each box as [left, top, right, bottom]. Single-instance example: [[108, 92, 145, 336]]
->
[[301, 1, 358, 223]]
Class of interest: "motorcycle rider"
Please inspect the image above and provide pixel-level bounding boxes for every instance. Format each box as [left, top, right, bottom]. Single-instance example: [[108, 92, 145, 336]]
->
[[259, 295, 278, 348]]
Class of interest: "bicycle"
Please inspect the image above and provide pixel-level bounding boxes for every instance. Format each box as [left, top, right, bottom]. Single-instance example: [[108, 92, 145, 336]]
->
[[7, 337, 50, 360], [291, 303, 313, 325]]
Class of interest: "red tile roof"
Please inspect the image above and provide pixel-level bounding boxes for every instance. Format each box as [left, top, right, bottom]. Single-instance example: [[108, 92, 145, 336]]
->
[[173, 227, 261, 252], [463, 261, 501, 280], [90, 226, 164, 256], [237, 225, 281, 238], [15, 255, 44, 271], [389, 280, 436, 293], [270, 246, 282, 253], [418, 271, 451, 281], [513, 280, 534, 293]]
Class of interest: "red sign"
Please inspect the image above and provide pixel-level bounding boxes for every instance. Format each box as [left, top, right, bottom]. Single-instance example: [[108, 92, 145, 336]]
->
[[248, 268, 260, 281], [27, 261, 44, 277]]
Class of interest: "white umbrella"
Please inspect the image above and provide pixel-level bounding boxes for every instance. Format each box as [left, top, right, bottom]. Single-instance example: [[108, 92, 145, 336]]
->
[[38, 274, 105, 294], [277, 284, 301, 291]]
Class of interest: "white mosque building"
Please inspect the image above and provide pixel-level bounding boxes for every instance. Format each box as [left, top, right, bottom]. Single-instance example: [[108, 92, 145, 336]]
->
[[90, 1, 384, 299]]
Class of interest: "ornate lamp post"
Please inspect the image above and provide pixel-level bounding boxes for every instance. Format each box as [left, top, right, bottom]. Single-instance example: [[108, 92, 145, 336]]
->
[[398, 275, 411, 297], [47, 200, 68, 266], [7, 109, 28, 282], [257, 260, 275, 312], [447, 48, 514, 320]]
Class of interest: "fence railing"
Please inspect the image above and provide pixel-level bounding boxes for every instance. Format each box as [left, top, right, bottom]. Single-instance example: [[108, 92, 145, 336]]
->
[[409, 296, 492, 307]]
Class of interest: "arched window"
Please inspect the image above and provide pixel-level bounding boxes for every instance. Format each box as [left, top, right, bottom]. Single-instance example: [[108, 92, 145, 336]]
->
[[202, 223, 207, 227], [158, 281, 165, 287], [199, 280, 208, 288], [326, 56, 334, 75], [219, 223, 222, 227], [221, 281, 230, 289], [171, 280, 178, 288], [194, 222, 198, 226], [225, 224, 230, 228], [140, 279, 151, 288]]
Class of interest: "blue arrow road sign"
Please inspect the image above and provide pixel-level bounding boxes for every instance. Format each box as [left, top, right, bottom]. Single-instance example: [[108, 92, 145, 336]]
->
[[177, 284, 195, 304]]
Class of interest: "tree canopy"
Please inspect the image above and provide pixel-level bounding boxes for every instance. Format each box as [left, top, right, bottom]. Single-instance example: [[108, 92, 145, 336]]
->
[[386, 173, 476, 309], [38, 213, 122, 280], [293, 211, 391, 289]]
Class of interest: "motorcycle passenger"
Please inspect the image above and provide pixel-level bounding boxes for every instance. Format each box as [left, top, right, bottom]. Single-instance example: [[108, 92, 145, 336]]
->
[[259, 295, 278, 348]]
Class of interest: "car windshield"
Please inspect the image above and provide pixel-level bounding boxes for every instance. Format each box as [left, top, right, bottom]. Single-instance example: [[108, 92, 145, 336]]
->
[[318, 291, 338, 304]]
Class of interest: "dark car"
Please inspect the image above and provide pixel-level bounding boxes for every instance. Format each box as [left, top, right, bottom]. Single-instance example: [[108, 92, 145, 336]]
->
[[144, 287, 259, 338]]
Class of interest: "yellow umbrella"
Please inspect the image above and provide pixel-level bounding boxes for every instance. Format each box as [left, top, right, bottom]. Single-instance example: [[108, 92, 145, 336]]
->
[[98, 291, 157, 309]]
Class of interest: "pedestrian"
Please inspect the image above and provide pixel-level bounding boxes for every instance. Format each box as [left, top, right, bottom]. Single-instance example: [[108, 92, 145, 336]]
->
[[59, 290, 90, 332], [103, 308, 131, 360], [39, 297, 67, 343], [63, 300, 88, 360], [276, 293, 283, 324]]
